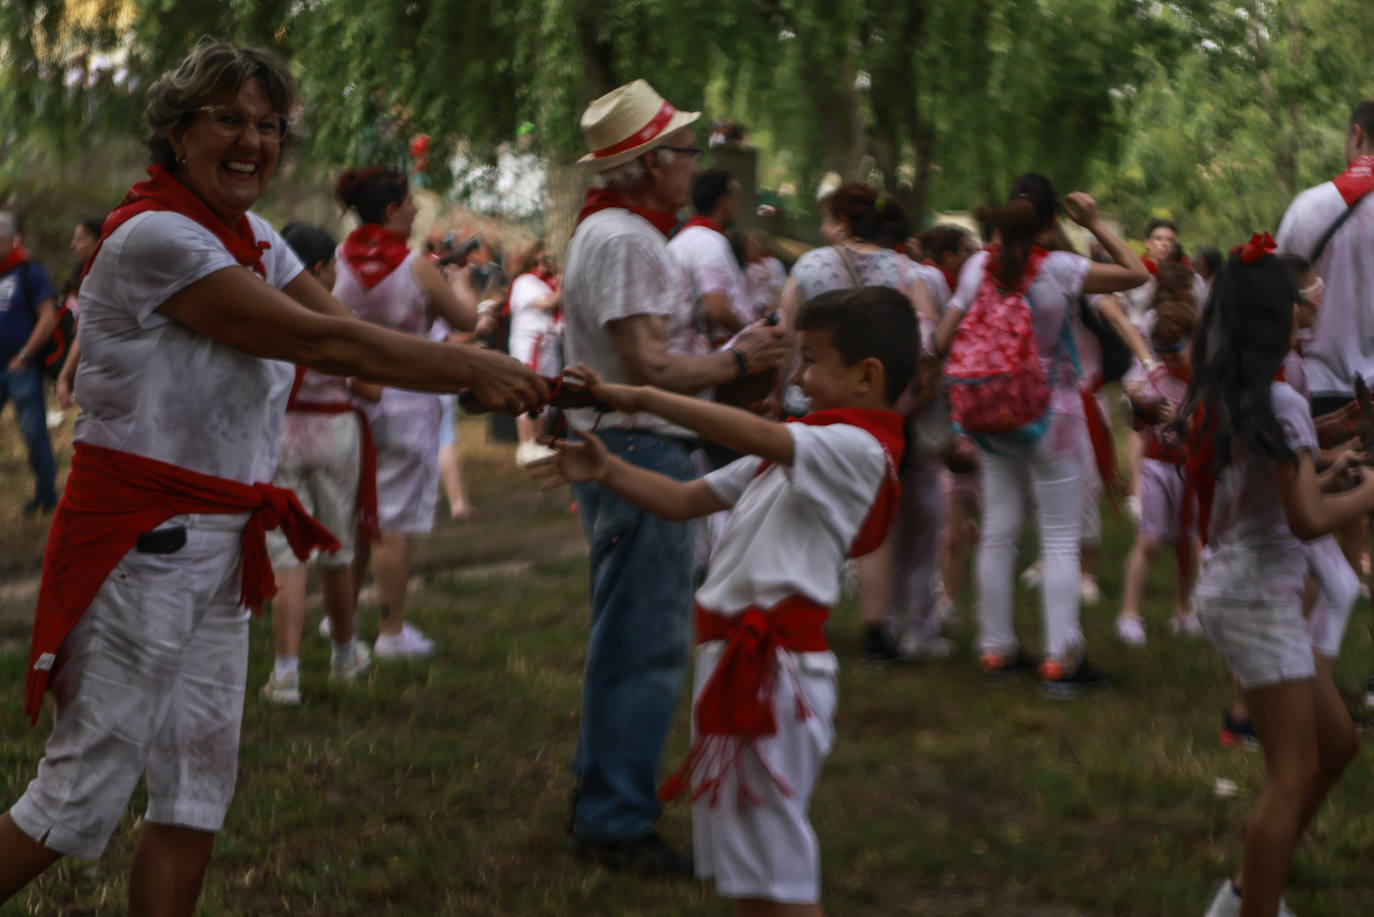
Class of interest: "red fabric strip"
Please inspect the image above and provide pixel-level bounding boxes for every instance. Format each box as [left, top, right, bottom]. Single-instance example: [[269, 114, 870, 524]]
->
[[341, 224, 411, 291], [681, 216, 724, 235], [24, 442, 338, 723], [574, 188, 679, 238], [84, 164, 269, 281], [589, 101, 677, 158], [1332, 154, 1374, 206], [0, 246, 27, 275]]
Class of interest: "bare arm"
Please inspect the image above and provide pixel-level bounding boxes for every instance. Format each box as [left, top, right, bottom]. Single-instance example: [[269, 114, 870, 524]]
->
[[10, 300, 57, 372], [609, 313, 787, 395], [414, 256, 478, 332], [633, 384, 796, 465], [700, 290, 745, 334], [530, 428, 728, 520], [56, 336, 81, 409], [1095, 294, 1153, 364], [158, 265, 546, 414], [1061, 192, 1150, 295], [1277, 451, 1374, 540]]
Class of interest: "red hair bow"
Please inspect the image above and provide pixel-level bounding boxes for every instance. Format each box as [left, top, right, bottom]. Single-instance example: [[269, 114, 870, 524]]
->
[[1234, 232, 1276, 264]]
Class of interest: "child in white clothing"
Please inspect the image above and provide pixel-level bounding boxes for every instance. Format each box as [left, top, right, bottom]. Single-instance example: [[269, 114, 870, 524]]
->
[[1185, 243, 1370, 917], [531, 287, 917, 916]]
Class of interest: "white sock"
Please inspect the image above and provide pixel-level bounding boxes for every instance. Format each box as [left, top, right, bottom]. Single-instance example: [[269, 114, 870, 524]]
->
[[273, 655, 299, 679], [332, 638, 356, 659]]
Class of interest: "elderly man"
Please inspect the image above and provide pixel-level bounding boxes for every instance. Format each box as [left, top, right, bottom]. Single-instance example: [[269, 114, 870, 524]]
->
[[0, 212, 59, 514], [561, 79, 787, 875]]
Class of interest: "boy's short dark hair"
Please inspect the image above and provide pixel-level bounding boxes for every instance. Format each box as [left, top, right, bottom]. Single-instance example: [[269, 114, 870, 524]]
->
[[690, 169, 736, 217], [794, 286, 916, 404], [1145, 217, 1178, 238]]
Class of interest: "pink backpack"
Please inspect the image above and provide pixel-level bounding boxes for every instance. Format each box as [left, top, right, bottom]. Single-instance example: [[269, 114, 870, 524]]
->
[[945, 251, 1052, 439]]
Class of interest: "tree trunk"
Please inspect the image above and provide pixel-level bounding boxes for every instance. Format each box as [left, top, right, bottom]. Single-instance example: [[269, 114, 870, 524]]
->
[[545, 161, 588, 262]]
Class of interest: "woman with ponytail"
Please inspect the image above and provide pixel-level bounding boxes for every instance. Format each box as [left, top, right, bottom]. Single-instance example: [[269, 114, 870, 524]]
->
[[332, 166, 483, 660], [934, 174, 1147, 696]]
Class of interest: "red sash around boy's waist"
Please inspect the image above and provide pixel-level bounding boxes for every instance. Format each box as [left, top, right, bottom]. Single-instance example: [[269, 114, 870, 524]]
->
[[286, 398, 381, 544], [659, 598, 829, 809], [24, 442, 339, 723]]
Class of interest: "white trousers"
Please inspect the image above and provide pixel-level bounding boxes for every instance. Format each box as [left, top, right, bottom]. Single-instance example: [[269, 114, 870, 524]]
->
[[976, 418, 1085, 660]]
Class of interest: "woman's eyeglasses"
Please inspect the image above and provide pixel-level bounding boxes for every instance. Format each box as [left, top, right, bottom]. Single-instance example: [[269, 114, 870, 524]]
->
[[196, 105, 290, 145]]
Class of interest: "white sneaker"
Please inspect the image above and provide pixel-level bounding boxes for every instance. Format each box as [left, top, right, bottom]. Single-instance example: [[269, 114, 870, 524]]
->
[[373, 622, 435, 659], [1079, 575, 1100, 605], [46, 409, 66, 430], [330, 641, 373, 682], [1203, 879, 1297, 917], [319, 615, 332, 639], [514, 440, 557, 468], [1204, 880, 1240, 917], [261, 670, 301, 705], [1019, 560, 1044, 588], [1126, 494, 1142, 524], [899, 635, 953, 661], [935, 594, 959, 627], [1170, 612, 1204, 637], [1114, 615, 1147, 647]]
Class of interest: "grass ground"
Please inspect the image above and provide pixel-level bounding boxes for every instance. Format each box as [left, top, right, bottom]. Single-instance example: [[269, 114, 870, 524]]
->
[[0, 407, 1372, 915]]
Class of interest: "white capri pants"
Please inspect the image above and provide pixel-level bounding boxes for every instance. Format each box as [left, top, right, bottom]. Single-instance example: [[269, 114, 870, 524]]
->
[[10, 513, 251, 859], [976, 413, 1085, 660]]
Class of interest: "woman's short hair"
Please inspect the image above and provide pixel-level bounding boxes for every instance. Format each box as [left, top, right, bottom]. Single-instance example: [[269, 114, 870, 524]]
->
[[146, 40, 297, 172]]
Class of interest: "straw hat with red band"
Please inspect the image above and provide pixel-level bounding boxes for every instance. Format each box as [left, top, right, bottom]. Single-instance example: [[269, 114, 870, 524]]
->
[[578, 79, 701, 172]]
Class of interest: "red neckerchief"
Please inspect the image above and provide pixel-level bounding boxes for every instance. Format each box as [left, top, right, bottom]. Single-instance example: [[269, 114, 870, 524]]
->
[[0, 245, 27, 276], [681, 215, 724, 235], [1143, 258, 1159, 276], [341, 224, 411, 291], [84, 164, 270, 281], [659, 597, 829, 809], [924, 258, 960, 296], [24, 442, 338, 723], [286, 367, 381, 544], [575, 187, 678, 238], [984, 243, 1049, 294], [1332, 154, 1374, 205], [754, 407, 905, 557]]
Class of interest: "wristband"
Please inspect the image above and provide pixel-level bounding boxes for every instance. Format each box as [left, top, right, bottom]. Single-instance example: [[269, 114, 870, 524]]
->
[[726, 347, 748, 379], [16, 349, 28, 363]]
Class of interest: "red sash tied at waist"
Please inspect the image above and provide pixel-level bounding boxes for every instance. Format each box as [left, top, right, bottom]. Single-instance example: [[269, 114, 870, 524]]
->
[[24, 442, 339, 723], [286, 397, 382, 545], [658, 598, 829, 810]]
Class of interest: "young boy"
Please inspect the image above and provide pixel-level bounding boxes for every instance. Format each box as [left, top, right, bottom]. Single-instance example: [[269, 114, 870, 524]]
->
[[531, 286, 917, 916]]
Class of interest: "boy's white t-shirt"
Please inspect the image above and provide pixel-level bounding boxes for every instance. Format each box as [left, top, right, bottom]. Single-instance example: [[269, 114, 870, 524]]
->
[[694, 422, 891, 662], [74, 210, 304, 484]]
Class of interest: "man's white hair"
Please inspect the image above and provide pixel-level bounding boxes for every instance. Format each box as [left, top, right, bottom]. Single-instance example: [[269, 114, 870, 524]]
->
[[593, 147, 676, 190], [0, 211, 16, 239]]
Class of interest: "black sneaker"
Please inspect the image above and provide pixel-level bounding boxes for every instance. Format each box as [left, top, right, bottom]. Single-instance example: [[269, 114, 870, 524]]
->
[[863, 625, 901, 665], [570, 832, 694, 879], [1040, 658, 1110, 699], [1220, 709, 1259, 749], [22, 496, 55, 517], [979, 648, 1039, 681]]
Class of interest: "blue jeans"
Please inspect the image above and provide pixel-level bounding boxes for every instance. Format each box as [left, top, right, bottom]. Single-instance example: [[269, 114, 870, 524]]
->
[[570, 430, 696, 843], [0, 363, 57, 507]]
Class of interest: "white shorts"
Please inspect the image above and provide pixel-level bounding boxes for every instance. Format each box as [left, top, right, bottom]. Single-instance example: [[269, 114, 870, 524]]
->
[[370, 397, 441, 535], [10, 513, 251, 859], [1304, 535, 1358, 659], [266, 411, 361, 569], [691, 645, 837, 904], [1196, 597, 1316, 690]]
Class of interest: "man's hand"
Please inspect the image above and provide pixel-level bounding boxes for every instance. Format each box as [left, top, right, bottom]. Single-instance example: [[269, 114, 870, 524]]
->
[[528, 430, 610, 489], [729, 321, 788, 374], [465, 348, 549, 415], [561, 363, 640, 414], [7, 352, 27, 373]]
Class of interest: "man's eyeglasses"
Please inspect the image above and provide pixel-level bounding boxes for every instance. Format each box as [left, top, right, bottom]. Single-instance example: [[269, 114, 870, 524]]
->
[[659, 145, 703, 159], [196, 105, 290, 145]]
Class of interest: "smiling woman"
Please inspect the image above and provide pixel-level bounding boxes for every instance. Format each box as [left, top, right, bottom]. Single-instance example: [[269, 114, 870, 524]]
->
[[0, 39, 546, 917]]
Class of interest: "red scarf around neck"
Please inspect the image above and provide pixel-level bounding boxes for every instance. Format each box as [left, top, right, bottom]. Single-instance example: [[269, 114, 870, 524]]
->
[[0, 245, 27, 276], [1332, 154, 1374, 205], [575, 187, 679, 238], [25, 442, 338, 723], [85, 164, 270, 280], [681, 215, 724, 235], [341, 224, 411, 291]]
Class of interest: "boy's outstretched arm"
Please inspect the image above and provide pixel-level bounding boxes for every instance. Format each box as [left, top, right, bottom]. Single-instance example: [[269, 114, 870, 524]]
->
[[565, 365, 797, 466], [528, 429, 728, 521]]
